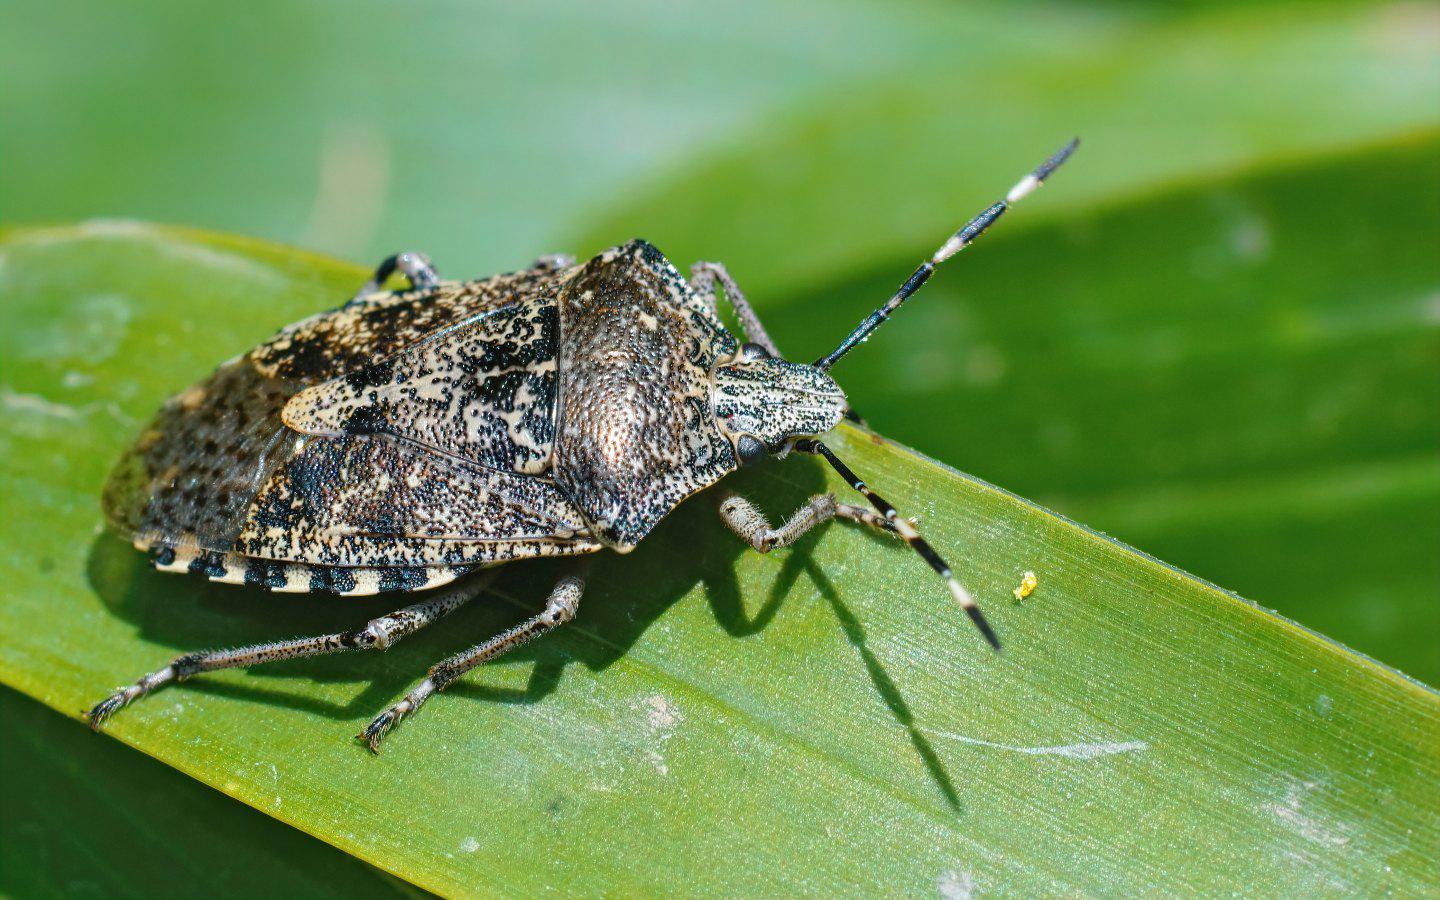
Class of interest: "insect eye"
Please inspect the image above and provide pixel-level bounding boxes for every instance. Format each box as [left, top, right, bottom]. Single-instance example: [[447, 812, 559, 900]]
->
[[735, 434, 766, 466], [741, 342, 770, 361]]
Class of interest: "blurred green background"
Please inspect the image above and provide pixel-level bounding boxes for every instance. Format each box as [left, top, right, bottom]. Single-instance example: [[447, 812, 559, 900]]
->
[[2, 0, 1437, 893]]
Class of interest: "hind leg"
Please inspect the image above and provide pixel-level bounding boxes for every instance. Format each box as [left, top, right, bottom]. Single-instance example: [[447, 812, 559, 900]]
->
[[86, 572, 495, 728], [361, 573, 583, 751]]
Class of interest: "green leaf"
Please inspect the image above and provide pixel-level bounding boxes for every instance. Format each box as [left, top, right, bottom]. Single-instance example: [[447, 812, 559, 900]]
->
[[0, 685, 416, 899], [709, 136, 1440, 685], [1, 224, 1436, 894]]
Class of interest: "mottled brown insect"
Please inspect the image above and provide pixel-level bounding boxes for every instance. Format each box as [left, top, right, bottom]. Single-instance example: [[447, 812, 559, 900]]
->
[[88, 140, 1077, 750]]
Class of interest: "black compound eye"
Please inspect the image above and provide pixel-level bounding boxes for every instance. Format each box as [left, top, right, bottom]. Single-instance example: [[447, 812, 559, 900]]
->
[[741, 342, 770, 361], [735, 434, 765, 466]]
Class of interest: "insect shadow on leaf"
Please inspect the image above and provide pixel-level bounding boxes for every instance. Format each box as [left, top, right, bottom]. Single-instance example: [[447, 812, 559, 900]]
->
[[84, 461, 827, 714], [83, 456, 826, 708], [85, 452, 963, 804]]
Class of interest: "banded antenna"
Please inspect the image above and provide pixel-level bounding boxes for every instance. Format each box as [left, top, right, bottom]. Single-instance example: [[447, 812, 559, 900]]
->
[[794, 438, 1001, 650], [814, 138, 1079, 372]]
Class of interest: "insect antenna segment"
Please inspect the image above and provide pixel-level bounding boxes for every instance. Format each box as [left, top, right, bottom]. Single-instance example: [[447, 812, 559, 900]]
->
[[794, 439, 1001, 651], [814, 138, 1079, 372]]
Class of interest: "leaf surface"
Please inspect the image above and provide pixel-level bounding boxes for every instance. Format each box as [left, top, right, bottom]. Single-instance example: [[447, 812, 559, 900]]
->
[[717, 137, 1440, 684], [1, 224, 1436, 895]]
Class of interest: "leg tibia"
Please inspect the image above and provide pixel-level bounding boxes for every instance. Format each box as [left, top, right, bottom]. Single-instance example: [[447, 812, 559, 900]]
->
[[361, 575, 583, 751], [429, 576, 581, 690], [85, 574, 491, 729]]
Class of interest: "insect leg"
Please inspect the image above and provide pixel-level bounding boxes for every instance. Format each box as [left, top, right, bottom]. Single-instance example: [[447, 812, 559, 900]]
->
[[85, 572, 494, 729], [793, 439, 1000, 651], [717, 489, 897, 553], [350, 250, 441, 302], [531, 253, 576, 271], [360, 573, 584, 752], [690, 261, 781, 357]]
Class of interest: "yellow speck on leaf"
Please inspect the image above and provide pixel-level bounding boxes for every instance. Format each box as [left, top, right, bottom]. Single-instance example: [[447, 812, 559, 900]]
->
[[1013, 571, 1038, 601]]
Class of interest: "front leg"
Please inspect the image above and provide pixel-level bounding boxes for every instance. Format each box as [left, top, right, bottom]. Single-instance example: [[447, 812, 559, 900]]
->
[[349, 250, 441, 304], [690, 261, 781, 358], [717, 490, 895, 553]]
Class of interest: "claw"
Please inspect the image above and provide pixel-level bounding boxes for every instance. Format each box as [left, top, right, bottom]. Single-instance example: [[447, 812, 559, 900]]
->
[[359, 681, 434, 753], [83, 668, 175, 731], [360, 708, 402, 753], [84, 691, 130, 730]]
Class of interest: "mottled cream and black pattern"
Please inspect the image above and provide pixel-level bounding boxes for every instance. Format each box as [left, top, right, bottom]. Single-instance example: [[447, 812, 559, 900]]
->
[[91, 145, 1075, 740], [103, 260, 593, 595], [553, 241, 739, 549], [282, 297, 558, 475], [101, 240, 782, 593]]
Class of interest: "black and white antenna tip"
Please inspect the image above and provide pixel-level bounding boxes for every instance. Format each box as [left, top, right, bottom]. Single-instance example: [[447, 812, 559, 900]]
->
[[1006, 137, 1080, 204], [947, 577, 1002, 652]]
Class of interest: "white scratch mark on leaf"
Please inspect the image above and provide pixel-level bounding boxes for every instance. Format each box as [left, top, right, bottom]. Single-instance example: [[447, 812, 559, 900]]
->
[[0, 386, 133, 436], [4, 220, 286, 283], [921, 727, 1149, 760], [646, 694, 679, 732], [639, 694, 680, 775], [1269, 778, 1351, 849], [9, 292, 132, 364], [938, 868, 976, 899], [254, 761, 281, 809]]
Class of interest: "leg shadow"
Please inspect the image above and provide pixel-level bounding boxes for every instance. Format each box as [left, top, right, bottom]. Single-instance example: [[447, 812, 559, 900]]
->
[[83, 536, 564, 722], [84, 448, 959, 800], [802, 553, 964, 813]]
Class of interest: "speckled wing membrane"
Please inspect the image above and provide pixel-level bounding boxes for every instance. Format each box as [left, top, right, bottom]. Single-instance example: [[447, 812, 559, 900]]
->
[[101, 260, 604, 586], [282, 297, 560, 476], [237, 433, 597, 568], [253, 265, 572, 382]]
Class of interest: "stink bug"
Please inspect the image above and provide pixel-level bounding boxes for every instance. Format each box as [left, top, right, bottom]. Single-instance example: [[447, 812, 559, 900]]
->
[[87, 140, 1078, 750]]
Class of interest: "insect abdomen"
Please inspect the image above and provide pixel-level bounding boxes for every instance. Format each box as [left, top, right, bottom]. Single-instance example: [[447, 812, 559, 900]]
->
[[103, 355, 299, 553]]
